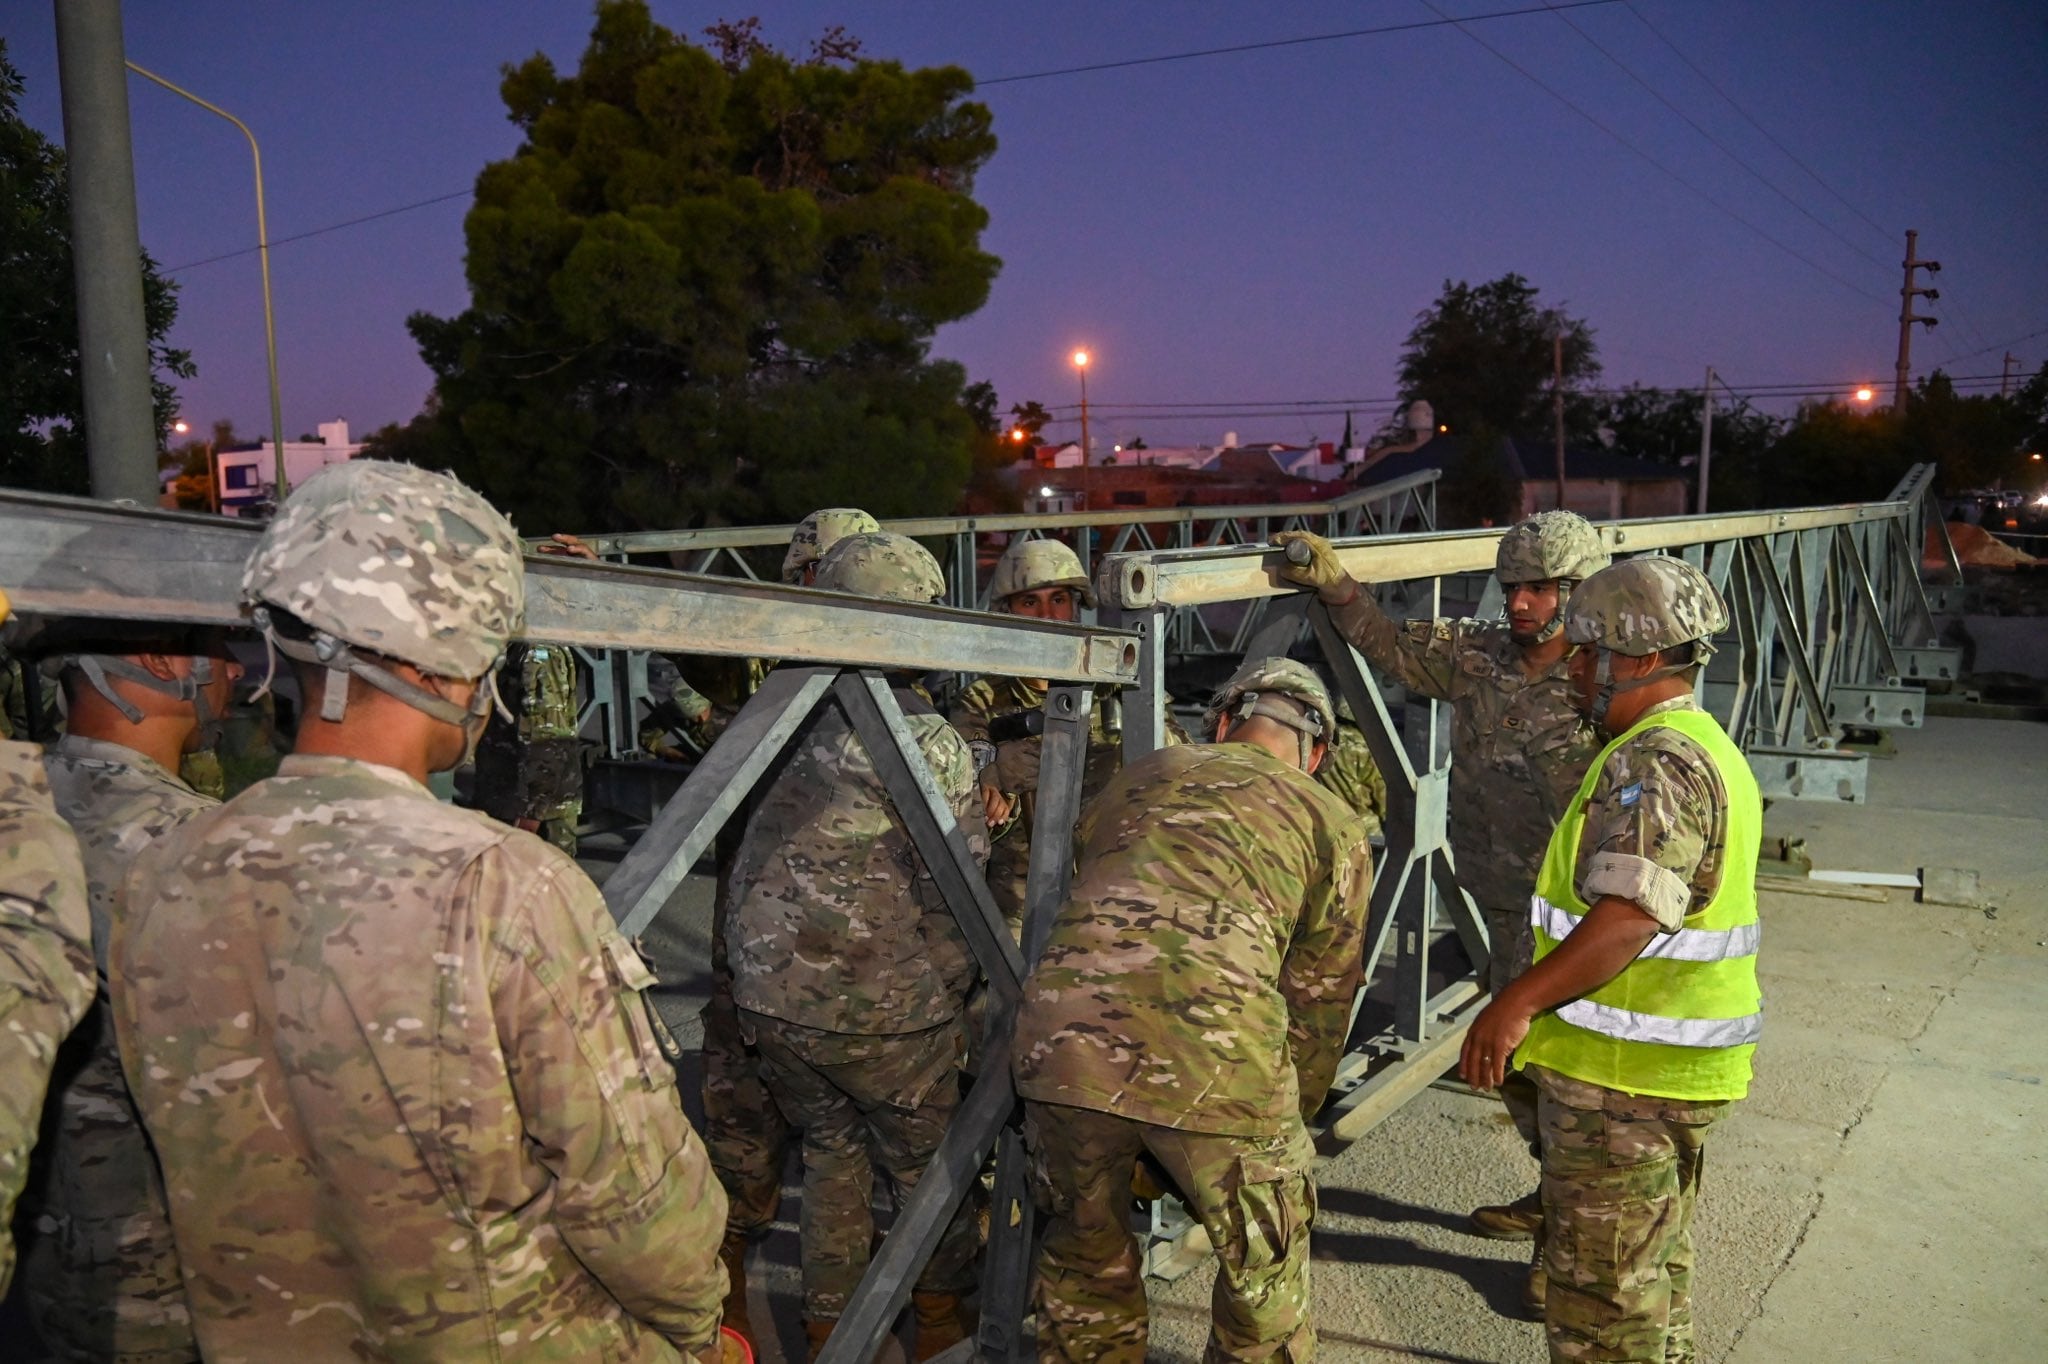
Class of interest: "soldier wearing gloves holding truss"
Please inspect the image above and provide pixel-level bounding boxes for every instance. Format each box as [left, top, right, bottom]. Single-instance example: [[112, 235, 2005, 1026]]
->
[[1274, 511, 1608, 1308], [108, 462, 734, 1363], [724, 531, 989, 1361], [1015, 656, 1372, 1364], [1460, 555, 1762, 1364]]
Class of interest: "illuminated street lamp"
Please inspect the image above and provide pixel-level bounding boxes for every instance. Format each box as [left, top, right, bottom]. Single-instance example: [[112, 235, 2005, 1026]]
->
[[126, 62, 289, 502], [172, 419, 189, 436], [1072, 349, 1091, 461], [1854, 386, 1875, 404]]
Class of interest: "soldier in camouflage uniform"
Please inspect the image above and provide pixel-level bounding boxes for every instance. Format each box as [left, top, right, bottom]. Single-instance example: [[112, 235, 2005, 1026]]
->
[[950, 538, 1185, 936], [0, 588, 95, 1296], [109, 462, 732, 1363], [475, 533, 595, 853], [1317, 695, 1389, 841], [1461, 556, 1760, 1364], [1276, 513, 1608, 1260], [726, 531, 987, 1360], [1016, 657, 1373, 1363], [705, 507, 877, 1346], [15, 631, 242, 1362]]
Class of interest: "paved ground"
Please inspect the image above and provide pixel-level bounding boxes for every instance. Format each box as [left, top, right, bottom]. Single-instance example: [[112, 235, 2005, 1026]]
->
[[638, 713, 2048, 1363]]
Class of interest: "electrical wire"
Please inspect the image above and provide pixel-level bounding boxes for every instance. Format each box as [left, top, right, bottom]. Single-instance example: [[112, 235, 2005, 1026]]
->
[[977, 0, 1623, 85], [1418, 0, 1888, 306], [163, 188, 473, 273], [1541, 2, 1894, 277], [1620, 1, 1895, 246], [158, 2, 1625, 274]]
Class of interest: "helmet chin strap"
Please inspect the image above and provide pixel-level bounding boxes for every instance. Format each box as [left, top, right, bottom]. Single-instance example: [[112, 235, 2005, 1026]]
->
[[251, 606, 510, 734], [1588, 644, 1705, 729], [57, 654, 223, 747], [1519, 579, 1577, 644], [1229, 691, 1327, 771]]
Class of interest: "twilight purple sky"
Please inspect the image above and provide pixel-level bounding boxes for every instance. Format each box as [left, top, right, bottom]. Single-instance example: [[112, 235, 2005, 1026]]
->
[[11, 1, 2046, 454]]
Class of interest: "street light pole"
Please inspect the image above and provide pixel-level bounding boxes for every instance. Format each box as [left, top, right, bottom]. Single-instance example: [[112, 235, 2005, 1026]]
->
[[1697, 366, 1715, 516], [1072, 349, 1092, 463], [53, 0, 159, 503], [125, 61, 289, 502]]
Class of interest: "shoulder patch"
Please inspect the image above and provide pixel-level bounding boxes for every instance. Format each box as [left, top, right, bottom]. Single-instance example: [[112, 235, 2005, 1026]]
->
[[1618, 781, 1643, 807]]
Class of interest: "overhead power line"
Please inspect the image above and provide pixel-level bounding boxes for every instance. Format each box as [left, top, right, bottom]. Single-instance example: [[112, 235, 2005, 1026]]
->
[[164, 188, 473, 273], [1419, 0, 1888, 306], [162, 3, 1625, 274], [1620, 1, 1895, 246], [1541, 2, 1893, 278], [978, 0, 1623, 85]]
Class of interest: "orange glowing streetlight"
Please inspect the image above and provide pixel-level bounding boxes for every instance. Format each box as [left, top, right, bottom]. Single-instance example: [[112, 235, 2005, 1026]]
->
[[1854, 386, 1875, 403]]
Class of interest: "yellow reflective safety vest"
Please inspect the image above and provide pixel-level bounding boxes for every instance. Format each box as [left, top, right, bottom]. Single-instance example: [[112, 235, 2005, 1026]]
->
[[1515, 705, 1762, 1101]]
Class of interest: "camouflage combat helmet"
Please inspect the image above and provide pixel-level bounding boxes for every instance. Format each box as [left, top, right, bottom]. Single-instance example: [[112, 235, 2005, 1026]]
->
[[782, 507, 881, 585], [987, 538, 1094, 609], [812, 532, 946, 605], [1495, 510, 1609, 642], [1203, 655, 1336, 771], [1565, 555, 1727, 657], [243, 460, 524, 727], [1567, 556, 1726, 728]]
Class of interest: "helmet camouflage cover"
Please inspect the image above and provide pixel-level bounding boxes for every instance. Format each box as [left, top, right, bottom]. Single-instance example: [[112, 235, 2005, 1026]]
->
[[1202, 655, 1338, 745], [1496, 509, 1610, 585], [988, 538, 1094, 608], [242, 459, 524, 678], [782, 507, 882, 584], [1565, 555, 1728, 657], [812, 531, 946, 605]]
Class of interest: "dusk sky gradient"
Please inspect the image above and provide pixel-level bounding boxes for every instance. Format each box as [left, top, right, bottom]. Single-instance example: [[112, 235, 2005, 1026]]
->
[[10, 1, 2046, 457]]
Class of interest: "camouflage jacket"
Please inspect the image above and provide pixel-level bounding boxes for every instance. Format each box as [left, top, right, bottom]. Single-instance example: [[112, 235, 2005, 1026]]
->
[[1328, 592, 1600, 912], [110, 755, 728, 1363], [1318, 718, 1388, 840], [1571, 697, 1731, 932], [949, 677, 1184, 932], [0, 741, 94, 1296], [729, 690, 988, 1036], [1013, 743, 1373, 1137], [21, 735, 208, 1358]]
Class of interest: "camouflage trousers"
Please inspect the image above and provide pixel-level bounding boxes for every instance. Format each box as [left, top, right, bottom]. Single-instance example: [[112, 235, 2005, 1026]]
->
[[701, 970, 792, 1233], [1534, 1069, 1731, 1363], [1484, 905, 1541, 1152], [744, 1013, 979, 1321], [1025, 1102, 1317, 1364], [18, 1000, 198, 1363]]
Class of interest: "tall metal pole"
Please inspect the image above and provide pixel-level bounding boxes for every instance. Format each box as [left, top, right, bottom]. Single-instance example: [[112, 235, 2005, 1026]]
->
[[1892, 229, 1940, 415], [1076, 357, 1091, 464], [1552, 329, 1567, 510], [53, 0, 160, 503], [1697, 365, 1715, 515], [2003, 352, 2018, 398], [126, 62, 289, 501]]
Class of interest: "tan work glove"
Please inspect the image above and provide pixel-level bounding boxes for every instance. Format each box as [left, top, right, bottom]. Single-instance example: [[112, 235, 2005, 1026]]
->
[[1271, 531, 1359, 605]]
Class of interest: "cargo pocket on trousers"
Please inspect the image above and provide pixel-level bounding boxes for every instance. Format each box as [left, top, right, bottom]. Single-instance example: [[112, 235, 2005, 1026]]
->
[[1224, 1155, 1312, 1277], [1541, 1154, 1680, 1293], [601, 932, 682, 1090]]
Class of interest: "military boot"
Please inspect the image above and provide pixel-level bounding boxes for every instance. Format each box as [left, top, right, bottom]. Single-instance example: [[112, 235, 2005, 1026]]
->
[[1523, 1233, 1548, 1320], [805, 1317, 836, 1361], [718, 1228, 753, 1346], [911, 1291, 969, 1361], [1470, 1188, 1543, 1240]]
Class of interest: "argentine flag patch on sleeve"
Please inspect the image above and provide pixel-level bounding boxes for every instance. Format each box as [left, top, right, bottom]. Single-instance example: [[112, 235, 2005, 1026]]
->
[[1618, 781, 1643, 807]]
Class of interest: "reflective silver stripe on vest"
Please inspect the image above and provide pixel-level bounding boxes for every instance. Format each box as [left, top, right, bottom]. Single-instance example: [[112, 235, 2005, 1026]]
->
[[1531, 895, 1761, 963], [1556, 998, 1763, 1048]]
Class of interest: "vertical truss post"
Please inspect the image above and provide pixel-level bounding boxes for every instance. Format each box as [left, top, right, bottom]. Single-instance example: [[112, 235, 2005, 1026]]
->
[[1107, 605, 1171, 762], [604, 666, 836, 935]]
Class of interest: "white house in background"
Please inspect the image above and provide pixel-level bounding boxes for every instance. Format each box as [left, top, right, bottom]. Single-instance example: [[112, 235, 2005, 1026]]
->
[[216, 419, 362, 516]]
